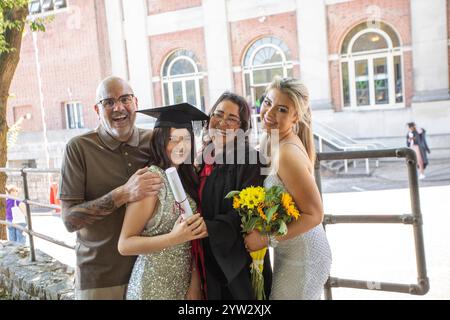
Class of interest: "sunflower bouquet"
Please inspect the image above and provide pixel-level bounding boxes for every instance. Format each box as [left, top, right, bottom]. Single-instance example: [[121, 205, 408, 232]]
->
[[225, 185, 300, 300]]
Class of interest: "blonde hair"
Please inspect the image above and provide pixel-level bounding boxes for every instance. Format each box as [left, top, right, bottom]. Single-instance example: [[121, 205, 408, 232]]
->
[[5, 185, 19, 194], [266, 76, 316, 164]]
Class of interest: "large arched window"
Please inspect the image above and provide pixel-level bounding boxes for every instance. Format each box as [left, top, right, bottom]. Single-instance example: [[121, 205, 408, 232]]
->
[[162, 49, 205, 110], [243, 37, 293, 104], [340, 22, 404, 108]]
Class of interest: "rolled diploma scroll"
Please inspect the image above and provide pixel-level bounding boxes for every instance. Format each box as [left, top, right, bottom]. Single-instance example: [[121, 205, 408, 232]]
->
[[165, 167, 193, 218]]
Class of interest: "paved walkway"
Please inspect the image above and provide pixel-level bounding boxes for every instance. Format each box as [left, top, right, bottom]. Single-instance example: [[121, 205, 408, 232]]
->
[[14, 151, 450, 300], [320, 153, 450, 193]]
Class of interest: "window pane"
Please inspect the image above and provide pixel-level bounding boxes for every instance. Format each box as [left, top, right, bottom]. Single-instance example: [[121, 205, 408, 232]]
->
[[42, 0, 53, 11], [255, 86, 266, 111], [341, 62, 350, 107], [163, 83, 170, 105], [253, 67, 283, 85], [66, 103, 84, 129], [244, 73, 251, 98], [66, 104, 75, 129], [394, 56, 403, 103], [77, 103, 84, 128], [352, 32, 388, 53], [29, 0, 41, 14], [172, 82, 183, 104], [253, 47, 283, 66], [170, 59, 195, 76], [287, 68, 293, 78], [355, 60, 369, 106], [341, 22, 400, 54], [373, 58, 389, 105], [244, 37, 291, 66], [186, 80, 197, 106], [199, 79, 205, 112], [54, 0, 67, 9], [163, 50, 201, 76]]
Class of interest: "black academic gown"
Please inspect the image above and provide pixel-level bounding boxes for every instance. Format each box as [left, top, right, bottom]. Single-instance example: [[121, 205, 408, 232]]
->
[[200, 147, 272, 300], [406, 129, 430, 169]]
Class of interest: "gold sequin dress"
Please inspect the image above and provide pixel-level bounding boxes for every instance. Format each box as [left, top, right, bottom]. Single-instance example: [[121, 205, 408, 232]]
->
[[126, 165, 195, 300]]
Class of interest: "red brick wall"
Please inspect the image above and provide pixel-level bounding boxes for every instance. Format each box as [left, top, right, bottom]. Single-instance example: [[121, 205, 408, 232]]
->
[[403, 51, 413, 107], [229, 12, 299, 98], [7, 0, 111, 132], [329, 60, 342, 112], [148, 28, 209, 109], [233, 72, 244, 97], [327, 0, 412, 54], [229, 12, 299, 67], [327, 0, 413, 110], [147, 0, 201, 15]]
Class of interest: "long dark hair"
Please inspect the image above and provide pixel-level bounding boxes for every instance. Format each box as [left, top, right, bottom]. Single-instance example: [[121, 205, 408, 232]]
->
[[148, 127, 199, 204]]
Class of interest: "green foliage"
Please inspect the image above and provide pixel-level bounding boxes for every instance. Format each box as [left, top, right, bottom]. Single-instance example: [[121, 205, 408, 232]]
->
[[0, 0, 49, 54], [230, 185, 301, 237], [0, 0, 27, 54], [225, 190, 241, 199]]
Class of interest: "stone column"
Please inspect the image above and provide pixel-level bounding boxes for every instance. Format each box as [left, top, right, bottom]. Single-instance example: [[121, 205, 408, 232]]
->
[[410, 0, 450, 102], [202, 0, 234, 106], [104, 0, 128, 79], [122, 0, 154, 108], [296, 0, 332, 109]]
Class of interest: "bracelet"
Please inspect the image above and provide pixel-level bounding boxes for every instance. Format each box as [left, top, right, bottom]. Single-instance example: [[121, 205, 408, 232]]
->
[[268, 234, 279, 248]]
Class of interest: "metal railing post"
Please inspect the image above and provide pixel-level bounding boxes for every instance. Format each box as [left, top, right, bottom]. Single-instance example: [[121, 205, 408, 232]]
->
[[401, 148, 429, 294], [315, 156, 333, 300], [21, 169, 36, 262], [316, 148, 429, 298]]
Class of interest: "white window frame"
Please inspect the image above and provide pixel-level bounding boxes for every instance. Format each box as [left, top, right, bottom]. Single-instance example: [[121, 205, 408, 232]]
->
[[161, 55, 203, 108], [28, 0, 69, 18], [339, 28, 405, 110], [65, 101, 84, 129], [242, 43, 293, 103]]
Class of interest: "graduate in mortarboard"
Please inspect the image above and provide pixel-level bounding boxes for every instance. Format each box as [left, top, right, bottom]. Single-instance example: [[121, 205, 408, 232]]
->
[[118, 103, 209, 300], [197, 92, 273, 300]]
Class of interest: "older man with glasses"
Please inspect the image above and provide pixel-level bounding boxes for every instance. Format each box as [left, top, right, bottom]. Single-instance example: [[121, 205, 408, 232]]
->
[[58, 76, 163, 300]]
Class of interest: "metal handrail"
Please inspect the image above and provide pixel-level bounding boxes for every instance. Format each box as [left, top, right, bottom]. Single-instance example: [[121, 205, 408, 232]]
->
[[0, 220, 74, 250], [315, 148, 429, 298], [0, 167, 65, 262], [316, 121, 390, 150]]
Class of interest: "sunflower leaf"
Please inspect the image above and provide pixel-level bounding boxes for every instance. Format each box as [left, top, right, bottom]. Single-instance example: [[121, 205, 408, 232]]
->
[[265, 205, 278, 222], [225, 190, 240, 199]]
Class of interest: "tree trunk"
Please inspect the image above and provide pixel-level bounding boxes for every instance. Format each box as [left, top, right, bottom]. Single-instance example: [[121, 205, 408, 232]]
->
[[0, 5, 28, 240]]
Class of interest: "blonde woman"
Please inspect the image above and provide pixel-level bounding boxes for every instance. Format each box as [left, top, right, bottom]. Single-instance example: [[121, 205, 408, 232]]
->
[[244, 77, 332, 300]]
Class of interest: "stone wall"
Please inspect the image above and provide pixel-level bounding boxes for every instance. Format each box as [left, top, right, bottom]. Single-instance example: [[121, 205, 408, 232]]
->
[[0, 242, 74, 300]]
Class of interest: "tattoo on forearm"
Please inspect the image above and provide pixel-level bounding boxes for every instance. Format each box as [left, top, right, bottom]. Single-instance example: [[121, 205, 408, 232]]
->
[[61, 193, 118, 232]]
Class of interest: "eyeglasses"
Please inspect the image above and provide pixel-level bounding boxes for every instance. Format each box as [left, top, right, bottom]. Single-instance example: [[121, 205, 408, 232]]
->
[[97, 94, 134, 109], [211, 112, 241, 127], [168, 135, 191, 143]]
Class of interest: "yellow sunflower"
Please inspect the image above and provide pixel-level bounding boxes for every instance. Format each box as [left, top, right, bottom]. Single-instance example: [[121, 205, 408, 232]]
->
[[281, 192, 300, 220], [240, 186, 265, 210], [233, 196, 241, 209]]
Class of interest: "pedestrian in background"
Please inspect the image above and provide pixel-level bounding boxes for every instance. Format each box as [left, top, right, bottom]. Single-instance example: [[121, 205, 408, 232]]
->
[[407, 122, 431, 180], [5, 185, 27, 244]]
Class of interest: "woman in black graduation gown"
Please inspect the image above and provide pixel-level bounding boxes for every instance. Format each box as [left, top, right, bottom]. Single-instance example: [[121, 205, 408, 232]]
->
[[196, 92, 272, 300]]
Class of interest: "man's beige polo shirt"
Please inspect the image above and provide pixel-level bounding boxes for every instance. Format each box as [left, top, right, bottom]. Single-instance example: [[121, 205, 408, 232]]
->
[[59, 125, 151, 290]]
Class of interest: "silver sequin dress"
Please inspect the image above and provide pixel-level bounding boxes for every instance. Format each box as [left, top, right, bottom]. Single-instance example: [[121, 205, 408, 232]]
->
[[265, 174, 332, 300], [126, 165, 194, 300]]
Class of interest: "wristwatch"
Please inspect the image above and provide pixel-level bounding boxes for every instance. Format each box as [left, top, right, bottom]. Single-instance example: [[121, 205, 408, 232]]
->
[[268, 234, 279, 248]]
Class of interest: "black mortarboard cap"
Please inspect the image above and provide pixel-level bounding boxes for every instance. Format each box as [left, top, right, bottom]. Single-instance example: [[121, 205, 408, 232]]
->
[[137, 102, 208, 129]]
